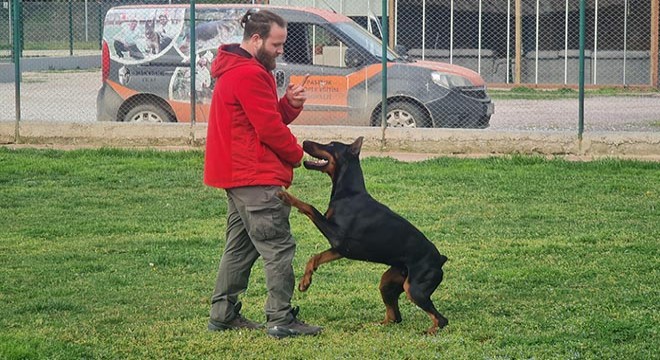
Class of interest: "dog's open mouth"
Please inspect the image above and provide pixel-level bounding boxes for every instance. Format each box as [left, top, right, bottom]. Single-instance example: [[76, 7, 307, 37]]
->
[[303, 155, 329, 170]]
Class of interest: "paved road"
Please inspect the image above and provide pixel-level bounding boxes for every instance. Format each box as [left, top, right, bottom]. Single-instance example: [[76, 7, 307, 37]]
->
[[1, 71, 98, 123], [1, 70, 659, 132], [492, 96, 660, 132]]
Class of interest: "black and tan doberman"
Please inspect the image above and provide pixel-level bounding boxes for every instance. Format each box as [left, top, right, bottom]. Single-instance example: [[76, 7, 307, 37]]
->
[[277, 137, 448, 334]]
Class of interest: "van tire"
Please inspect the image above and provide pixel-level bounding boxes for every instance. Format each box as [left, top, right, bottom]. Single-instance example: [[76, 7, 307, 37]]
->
[[476, 115, 491, 129], [380, 101, 431, 128], [124, 104, 174, 123]]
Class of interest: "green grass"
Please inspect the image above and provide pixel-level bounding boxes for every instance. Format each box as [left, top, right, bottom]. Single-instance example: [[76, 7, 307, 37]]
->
[[489, 86, 660, 100], [13, 41, 100, 52], [1, 148, 658, 359]]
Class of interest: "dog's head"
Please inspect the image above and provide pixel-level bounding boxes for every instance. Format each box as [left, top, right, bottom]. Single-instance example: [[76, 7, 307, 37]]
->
[[302, 137, 363, 178], [145, 20, 155, 34]]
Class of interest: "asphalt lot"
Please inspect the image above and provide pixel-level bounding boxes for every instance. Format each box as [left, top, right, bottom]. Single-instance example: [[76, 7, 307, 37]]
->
[[1, 69, 659, 132]]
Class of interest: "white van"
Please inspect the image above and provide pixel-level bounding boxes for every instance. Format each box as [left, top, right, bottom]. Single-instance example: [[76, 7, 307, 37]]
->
[[98, 4, 493, 128]]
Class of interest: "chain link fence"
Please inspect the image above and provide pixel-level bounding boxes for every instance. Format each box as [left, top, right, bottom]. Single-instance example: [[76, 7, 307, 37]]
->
[[1, 0, 659, 134], [398, 0, 658, 86]]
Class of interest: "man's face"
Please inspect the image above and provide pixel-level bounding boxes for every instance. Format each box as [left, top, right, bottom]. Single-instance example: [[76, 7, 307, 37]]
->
[[255, 24, 286, 71]]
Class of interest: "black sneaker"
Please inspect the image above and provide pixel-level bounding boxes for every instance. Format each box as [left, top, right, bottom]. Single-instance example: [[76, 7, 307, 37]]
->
[[267, 306, 323, 339], [208, 302, 263, 331]]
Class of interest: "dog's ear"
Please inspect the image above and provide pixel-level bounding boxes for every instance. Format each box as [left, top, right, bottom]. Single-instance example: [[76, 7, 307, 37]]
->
[[350, 136, 364, 156]]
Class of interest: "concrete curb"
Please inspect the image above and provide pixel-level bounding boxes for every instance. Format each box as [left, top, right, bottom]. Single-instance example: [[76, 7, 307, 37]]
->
[[1, 121, 659, 160], [0, 55, 100, 83]]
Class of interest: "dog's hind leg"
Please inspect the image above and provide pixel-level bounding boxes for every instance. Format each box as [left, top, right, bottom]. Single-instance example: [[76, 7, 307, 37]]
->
[[379, 267, 406, 324], [404, 269, 448, 335], [299, 249, 343, 292]]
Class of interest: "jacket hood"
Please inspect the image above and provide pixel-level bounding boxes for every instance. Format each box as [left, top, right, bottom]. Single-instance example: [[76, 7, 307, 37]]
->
[[211, 44, 257, 79]]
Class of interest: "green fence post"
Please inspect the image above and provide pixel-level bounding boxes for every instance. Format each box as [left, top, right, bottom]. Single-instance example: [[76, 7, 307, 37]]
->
[[380, 0, 388, 147], [12, 0, 21, 143], [578, 0, 585, 142], [98, 3, 103, 50], [190, 0, 197, 128], [69, 0, 74, 55]]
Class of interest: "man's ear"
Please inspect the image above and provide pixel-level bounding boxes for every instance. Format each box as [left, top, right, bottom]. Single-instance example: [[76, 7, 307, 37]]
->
[[249, 33, 262, 51], [350, 136, 364, 156]]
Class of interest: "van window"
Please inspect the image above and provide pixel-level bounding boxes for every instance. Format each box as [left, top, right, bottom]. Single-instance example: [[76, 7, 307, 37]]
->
[[284, 23, 350, 68], [335, 21, 397, 61], [283, 22, 311, 65]]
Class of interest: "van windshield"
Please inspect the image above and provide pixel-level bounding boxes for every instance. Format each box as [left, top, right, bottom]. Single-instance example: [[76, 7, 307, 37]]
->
[[335, 21, 398, 61]]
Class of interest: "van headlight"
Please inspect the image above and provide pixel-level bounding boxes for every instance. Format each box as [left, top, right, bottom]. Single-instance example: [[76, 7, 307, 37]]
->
[[431, 72, 473, 89]]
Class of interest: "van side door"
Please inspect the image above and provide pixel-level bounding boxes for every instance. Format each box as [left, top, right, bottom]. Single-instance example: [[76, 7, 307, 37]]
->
[[277, 22, 370, 126]]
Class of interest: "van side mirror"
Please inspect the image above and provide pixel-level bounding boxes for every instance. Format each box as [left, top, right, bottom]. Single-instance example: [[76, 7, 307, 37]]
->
[[344, 47, 364, 68]]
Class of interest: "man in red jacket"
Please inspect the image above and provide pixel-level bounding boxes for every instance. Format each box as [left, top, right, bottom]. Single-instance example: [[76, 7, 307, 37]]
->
[[204, 9, 322, 338]]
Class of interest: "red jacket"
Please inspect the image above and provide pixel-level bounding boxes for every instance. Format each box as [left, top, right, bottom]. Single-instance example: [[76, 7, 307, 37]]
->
[[204, 44, 304, 189]]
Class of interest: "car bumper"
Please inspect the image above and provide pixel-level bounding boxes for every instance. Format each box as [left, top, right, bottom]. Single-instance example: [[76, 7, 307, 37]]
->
[[96, 83, 123, 122], [426, 88, 493, 128]]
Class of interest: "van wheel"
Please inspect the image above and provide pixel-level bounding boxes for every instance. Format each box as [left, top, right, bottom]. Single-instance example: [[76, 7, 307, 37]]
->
[[124, 104, 174, 123], [381, 101, 430, 128], [476, 115, 491, 129]]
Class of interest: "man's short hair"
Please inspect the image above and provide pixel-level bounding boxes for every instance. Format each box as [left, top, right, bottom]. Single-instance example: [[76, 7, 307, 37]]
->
[[240, 9, 286, 41]]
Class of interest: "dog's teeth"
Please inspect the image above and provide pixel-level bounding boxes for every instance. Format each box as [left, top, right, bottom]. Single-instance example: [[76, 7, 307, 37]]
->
[[303, 157, 328, 167]]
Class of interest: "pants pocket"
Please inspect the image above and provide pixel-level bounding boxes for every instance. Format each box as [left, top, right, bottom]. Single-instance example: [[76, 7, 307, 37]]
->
[[245, 201, 290, 242]]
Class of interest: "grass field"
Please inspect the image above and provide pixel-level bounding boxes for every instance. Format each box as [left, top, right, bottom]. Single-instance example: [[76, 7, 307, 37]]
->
[[0, 148, 658, 359], [488, 86, 660, 100]]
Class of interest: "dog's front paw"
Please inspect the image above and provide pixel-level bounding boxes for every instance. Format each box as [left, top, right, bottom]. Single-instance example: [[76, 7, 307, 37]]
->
[[298, 275, 312, 292], [276, 190, 293, 205]]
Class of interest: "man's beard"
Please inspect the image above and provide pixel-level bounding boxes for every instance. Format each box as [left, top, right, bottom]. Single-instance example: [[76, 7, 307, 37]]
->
[[256, 45, 277, 71]]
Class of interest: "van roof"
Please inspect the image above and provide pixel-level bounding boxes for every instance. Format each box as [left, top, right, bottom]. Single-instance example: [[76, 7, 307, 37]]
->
[[110, 4, 351, 24]]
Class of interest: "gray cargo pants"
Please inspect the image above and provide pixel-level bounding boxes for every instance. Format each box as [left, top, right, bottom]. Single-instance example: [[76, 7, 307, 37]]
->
[[209, 185, 296, 327]]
